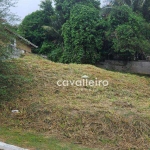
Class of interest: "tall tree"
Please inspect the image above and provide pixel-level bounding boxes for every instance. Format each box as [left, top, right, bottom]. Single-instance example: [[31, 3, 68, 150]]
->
[[104, 0, 150, 21], [39, 0, 55, 24], [142, 0, 150, 22], [61, 4, 103, 64], [54, 0, 100, 24], [18, 0, 57, 53], [40, 0, 62, 43], [18, 11, 47, 53]]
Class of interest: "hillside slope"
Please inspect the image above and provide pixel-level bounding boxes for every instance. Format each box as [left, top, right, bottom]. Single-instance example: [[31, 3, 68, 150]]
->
[[0, 54, 150, 150]]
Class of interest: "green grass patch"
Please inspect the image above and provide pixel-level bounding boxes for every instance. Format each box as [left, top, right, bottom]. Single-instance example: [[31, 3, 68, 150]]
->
[[0, 127, 93, 150]]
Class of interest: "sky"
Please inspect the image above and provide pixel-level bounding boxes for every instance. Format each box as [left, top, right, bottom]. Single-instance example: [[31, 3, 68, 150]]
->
[[10, 0, 105, 24], [10, 0, 43, 23]]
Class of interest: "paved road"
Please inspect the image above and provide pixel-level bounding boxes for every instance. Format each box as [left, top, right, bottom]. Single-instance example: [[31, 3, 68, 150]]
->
[[0, 142, 28, 150]]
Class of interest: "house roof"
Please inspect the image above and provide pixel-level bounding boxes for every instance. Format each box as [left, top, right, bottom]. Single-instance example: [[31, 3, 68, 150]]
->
[[5, 27, 38, 49]]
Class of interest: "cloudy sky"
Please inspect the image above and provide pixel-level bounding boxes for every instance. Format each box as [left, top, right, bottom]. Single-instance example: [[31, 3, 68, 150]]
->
[[11, 0, 105, 24], [11, 0, 42, 23]]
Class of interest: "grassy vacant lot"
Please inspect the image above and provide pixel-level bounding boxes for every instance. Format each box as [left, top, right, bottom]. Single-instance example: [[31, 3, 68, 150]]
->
[[0, 54, 150, 150]]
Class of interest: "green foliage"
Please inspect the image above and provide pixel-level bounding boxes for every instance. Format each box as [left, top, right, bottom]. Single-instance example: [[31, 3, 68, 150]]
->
[[48, 45, 63, 62], [0, 45, 6, 58], [18, 11, 46, 50], [39, 0, 54, 16], [40, 41, 56, 54], [39, 0, 59, 37], [0, 61, 33, 102], [108, 0, 150, 22], [62, 4, 103, 64], [40, 41, 63, 62], [54, 0, 100, 24], [107, 5, 150, 60], [18, 1, 59, 53], [142, 0, 150, 22], [109, 6, 133, 29], [112, 24, 149, 59], [0, 0, 17, 23]]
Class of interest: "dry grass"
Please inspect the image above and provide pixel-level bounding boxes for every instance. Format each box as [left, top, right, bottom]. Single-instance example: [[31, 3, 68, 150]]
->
[[0, 54, 150, 149]]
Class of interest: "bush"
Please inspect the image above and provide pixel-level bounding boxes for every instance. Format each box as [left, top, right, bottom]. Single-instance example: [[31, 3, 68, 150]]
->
[[48, 45, 63, 62], [107, 6, 150, 60], [40, 41, 56, 54]]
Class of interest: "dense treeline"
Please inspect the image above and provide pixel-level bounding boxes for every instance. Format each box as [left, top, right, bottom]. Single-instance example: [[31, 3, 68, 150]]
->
[[18, 0, 150, 64]]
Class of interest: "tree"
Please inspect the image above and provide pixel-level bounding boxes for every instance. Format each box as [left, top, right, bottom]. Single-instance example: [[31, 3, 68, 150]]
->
[[18, 0, 57, 54], [39, 0, 55, 25], [0, 0, 18, 57], [54, 0, 100, 24], [40, 0, 54, 15], [141, 0, 150, 22], [107, 6, 150, 60], [40, 0, 62, 43], [108, 0, 146, 8], [61, 4, 103, 64], [0, 0, 18, 23], [18, 11, 46, 53], [105, 0, 150, 21]]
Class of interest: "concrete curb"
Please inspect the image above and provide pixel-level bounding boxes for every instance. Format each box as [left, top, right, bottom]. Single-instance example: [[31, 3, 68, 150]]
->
[[0, 142, 28, 150]]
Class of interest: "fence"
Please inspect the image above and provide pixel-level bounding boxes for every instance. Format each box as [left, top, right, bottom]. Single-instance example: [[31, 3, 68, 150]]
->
[[97, 60, 150, 75]]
